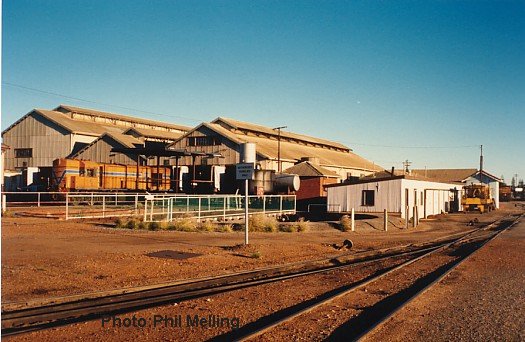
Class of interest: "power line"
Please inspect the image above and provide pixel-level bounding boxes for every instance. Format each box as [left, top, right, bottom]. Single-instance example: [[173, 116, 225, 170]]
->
[[2, 81, 202, 123], [1, 82, 484, 151], [344, 141, 479, 149]]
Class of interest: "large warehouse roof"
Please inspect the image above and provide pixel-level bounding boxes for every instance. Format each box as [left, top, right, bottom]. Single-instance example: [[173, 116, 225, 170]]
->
[[212, 117, 350, 152], [176, 120, 383, 172], [55, 105, 191, 132]]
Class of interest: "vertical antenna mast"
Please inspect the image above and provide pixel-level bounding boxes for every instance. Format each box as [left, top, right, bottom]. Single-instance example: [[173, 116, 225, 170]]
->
[[480, 144, 483, 185]]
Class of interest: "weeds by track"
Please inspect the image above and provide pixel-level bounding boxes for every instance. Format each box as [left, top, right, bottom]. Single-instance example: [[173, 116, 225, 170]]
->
[[2, 214, 519, 338], [210, 213, 523, 341]]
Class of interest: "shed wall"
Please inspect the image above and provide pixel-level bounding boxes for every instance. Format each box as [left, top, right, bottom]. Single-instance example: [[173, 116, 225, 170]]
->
[[2, 114, 72, 170], [74, 138, 138, 165], [327, 179, 402, 213]]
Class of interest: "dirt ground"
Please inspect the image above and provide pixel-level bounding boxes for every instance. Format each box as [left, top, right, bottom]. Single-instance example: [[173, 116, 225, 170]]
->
[[1, 204, 520, 304], [1, 203, 523, 341], [365, 209, 525, 342]]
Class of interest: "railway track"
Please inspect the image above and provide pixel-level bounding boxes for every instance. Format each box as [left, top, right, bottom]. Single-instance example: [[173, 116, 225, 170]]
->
[[1, 214, 520, 338], [210, 213, 523, 341]]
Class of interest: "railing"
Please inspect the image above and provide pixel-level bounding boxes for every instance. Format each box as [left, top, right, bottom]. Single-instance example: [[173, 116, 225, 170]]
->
[[144, 194, 297, 222], [1, 191, 296, 221]]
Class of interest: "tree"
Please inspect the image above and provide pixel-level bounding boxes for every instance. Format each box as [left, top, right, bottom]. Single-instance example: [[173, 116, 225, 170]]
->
[[511, 177, 516, 187]]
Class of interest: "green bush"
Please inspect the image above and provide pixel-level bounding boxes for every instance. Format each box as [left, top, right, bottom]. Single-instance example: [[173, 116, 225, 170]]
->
[[169, 218, 197, 232], [115, 218, 125, 228], [249, 214, 278, 232], [216, 224, 233, 233], [295, 217, 309, 232], [148, 221, 161, 231], [279, 224, 296, 233], [126, 219, 139, 230], [138, 221, 147, 230], [197, 221, 215, 232], [339, 215, 353, 232], [250, 251, 261, 259]]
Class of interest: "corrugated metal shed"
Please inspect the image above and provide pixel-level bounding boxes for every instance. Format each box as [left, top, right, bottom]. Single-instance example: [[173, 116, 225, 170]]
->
[[71, 133, 144, 165], [169, 119, 383, 180]]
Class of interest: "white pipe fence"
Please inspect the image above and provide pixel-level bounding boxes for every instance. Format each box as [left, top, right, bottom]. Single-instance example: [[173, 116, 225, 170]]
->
[[1, 191, 296, 221], [144, 194, 296, 222]]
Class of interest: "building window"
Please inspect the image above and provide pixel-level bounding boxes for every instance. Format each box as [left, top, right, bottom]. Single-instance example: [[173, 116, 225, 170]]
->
[[15, 148, 32, 158], [79, 167, 86, 176], [187, 136, 220, 147], [361, 190, 375, 206], [87, 169, 96, 177]]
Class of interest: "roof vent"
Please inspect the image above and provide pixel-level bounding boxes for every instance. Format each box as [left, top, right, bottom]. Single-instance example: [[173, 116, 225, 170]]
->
[[300, 157, 319, 165]]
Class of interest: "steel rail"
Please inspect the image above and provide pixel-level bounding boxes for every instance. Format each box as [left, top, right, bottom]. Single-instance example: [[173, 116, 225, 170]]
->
[[1, 214, 516, 337], [1, 244, 444, 336], [216, 214, 522, 342], [354, 213, 524, 341]]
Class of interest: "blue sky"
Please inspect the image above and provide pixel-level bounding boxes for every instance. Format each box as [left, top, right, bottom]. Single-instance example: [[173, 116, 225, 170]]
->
[[2, 0, 524, 183]]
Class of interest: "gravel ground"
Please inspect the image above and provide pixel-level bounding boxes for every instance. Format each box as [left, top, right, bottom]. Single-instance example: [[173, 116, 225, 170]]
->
[[2, 203, 522, 341], [365, 212, 525, 341], [2, 209, 495, 303]]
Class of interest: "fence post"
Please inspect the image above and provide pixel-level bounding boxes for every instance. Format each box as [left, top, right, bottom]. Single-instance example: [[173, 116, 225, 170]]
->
[[65, 193, 69, 220], [37, 192, 41, 207], [384, 209, 388, 231], [405, 206, 409, 229], [198, 197, 201, 221], [150, 200, 154, 222], [351, 208, 355, 232], [91, 193, 94, 206], [223, 197, 226, 221], [135, 194, 138, 215], [412, 207, 416, 228], [279, 196, 283, 212], [144, 200, 147, 222], [186, 196, 189, 213], [102, 196, 106, 218], [263, 196, 266, 215], [115, 193, 118, 206]]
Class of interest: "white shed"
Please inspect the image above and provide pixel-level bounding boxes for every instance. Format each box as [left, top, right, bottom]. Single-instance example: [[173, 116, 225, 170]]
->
[[326, 175, 463, 220]]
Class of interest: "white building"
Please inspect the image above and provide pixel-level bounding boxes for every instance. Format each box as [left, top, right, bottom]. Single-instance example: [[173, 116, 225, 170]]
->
[[326, 173, 463, 220]]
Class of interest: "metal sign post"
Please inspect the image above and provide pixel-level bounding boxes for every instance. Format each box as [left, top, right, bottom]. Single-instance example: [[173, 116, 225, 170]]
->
[[236, 163, 254, 245]]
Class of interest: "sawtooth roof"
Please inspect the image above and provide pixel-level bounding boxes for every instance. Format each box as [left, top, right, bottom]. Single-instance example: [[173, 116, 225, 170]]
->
[[124, 127, 184, 141], [55, 105, 191, 132], [212, 117, 350, 151], [284, 161, 339, 178], [175, 122, 383, 172]]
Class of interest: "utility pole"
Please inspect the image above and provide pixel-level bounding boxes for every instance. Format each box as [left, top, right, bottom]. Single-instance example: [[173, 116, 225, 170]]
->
[[402, 160, 412, 173], [479, 144, 483, 185], [273, 126, 287, 173]]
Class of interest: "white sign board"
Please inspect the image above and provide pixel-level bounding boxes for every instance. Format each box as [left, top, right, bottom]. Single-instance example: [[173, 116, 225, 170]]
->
[[236, 163, 254, 180], [515, 187, 523, 192]]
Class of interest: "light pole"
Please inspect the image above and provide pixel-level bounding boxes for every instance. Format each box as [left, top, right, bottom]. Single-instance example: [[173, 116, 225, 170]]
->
[[273, 126, 287, 173]]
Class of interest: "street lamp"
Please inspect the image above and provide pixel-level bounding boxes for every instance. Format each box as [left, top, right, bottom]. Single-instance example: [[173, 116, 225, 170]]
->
[[273, 126, 287, 173]]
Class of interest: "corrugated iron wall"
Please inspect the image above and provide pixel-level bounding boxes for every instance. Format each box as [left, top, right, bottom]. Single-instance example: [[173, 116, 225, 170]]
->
[[2, 114, 71, 170]]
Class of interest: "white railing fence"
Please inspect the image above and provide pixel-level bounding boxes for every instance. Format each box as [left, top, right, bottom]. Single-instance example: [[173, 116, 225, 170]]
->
[[144, 194, 296, 222]]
